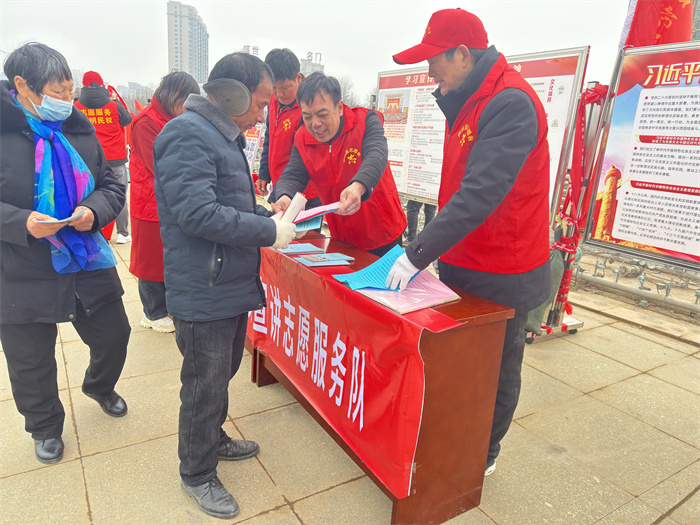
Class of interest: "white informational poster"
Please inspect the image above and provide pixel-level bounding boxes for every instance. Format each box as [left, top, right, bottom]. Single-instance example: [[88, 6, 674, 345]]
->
[[377, 47, 588, 213], [589, 42, 700, 266], [244, 124, 264, 171]]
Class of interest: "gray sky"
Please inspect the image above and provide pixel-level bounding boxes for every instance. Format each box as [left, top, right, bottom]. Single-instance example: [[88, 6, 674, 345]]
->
[[1, 0, 631, 96]]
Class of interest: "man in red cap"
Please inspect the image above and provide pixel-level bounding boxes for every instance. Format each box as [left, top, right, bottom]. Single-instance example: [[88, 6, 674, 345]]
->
[[75, 71, 133, 244], [387, 8, 551, 477]]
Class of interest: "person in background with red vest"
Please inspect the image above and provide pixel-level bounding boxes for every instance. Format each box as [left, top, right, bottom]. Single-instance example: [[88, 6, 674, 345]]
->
[[75, 71, 133, 244], [257, 48, 320, 209], [129, 72, 200, 334], [273, 72, 406, 256], [388, 8, 551, 477]]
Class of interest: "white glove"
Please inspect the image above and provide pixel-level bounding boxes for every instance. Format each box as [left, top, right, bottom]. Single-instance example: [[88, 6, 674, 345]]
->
[[271, 218, 296, 250], [386, 253, 420, 291]]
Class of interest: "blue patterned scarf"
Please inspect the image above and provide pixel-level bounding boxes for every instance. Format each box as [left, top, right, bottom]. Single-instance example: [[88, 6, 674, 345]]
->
[[14, 95, 116, 273]]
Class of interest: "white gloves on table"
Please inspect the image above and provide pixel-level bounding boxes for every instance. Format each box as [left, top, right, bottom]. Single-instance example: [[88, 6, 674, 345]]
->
[[271, 218, 296, 250], [386, 253, 420, 291]]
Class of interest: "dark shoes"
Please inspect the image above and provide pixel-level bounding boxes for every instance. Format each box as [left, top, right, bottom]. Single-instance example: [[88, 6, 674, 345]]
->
[[181, 476, 240, 519], [84, 390, 128, 417], [34, 437, 64, 464], [216, 436, 260, 461]]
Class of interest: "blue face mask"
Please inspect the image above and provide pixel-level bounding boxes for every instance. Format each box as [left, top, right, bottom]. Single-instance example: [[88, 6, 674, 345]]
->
[[31, 93, 74, 122]]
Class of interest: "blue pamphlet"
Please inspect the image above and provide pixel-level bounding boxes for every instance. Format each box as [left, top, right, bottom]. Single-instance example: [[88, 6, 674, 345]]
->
[[333, 244, 405, 291]]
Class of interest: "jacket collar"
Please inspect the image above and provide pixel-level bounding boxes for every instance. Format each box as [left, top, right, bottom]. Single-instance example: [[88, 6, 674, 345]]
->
[[433, 45, 502, 130], [1, 80, 94, 135], [183, 94, 242, 143]]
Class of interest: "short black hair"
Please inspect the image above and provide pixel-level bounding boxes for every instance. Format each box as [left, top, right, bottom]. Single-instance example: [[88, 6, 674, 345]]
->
[[264, 48, 300, 83], [208, 52, 273, 93], [296, 71, 342, 107], [153, 71, 200, 116], [3, 42, 72, 94]]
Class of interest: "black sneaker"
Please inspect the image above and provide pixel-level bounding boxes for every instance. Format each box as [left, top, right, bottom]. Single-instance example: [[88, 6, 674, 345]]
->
[[216, 436, 260, 461], [181, 476, 239, 519]]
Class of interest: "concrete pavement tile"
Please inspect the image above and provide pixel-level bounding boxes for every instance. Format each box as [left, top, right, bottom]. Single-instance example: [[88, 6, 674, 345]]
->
[[72, 369, 180, 456], [443, 507, 498, 525], [523, 338, 638, 393], [566, 307, 618, 330], [0, 459, 90, 524], [123, 298, 153, 334], [235, 404, 363, 501], [651, 356, 700, 395], [477, 424, 632, 525], [593, 498, 664, 525], [667, 491, 699, 525], [513, 364, 583, 420], [590, 375, 700, 447], [519, 396, 700, 495], [0, 390, 79, 478], [568, 291, 622, 314], [612, 323, 699, 355], [605, 306, 700, 341], [227, 354, 296, 419], [639, 460, 700, 516], [565, 325, 685, 372], [0, 345, 68, 401], [293, 477, 391, 525], [58, 320, 80, 343], [241, 507, 302, 525]]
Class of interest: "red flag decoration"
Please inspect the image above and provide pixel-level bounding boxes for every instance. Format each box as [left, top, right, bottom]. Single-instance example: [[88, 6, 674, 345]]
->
[[619, 0, 693, 48], [134, 100, 145, 112]]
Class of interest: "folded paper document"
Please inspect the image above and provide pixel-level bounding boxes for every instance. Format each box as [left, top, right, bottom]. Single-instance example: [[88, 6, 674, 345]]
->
[[278, 243, 325, 255], [297, 253, 353, 267], [357, 271, 460, 314]]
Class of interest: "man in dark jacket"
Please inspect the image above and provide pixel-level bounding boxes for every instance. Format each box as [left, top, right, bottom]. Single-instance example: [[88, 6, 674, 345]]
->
[[0, 43, 130, 465], [75, 71, 133, 244], [389, 8, 551, 477], [153, 52, 295, 520]]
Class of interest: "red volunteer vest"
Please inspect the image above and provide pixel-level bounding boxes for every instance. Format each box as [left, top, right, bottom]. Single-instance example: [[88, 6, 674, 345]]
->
[[439, 54, 550, 274], [268, 96, 319, 200], [74, 100, 127, 161], [129, 100, 170, 221], [294, 105, 406, 251]]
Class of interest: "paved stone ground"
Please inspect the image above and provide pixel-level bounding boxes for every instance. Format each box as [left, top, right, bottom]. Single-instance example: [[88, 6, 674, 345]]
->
[[1, 237, 698, 525]]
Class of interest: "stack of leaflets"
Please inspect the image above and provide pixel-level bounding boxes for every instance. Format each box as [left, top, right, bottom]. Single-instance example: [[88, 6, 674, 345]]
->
[[278, 243, 325, 255], [296, 253, 355, 267]]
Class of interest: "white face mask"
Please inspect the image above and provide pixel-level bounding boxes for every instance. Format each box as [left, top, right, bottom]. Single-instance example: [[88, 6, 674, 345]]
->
[[31, 93, 74, 122]]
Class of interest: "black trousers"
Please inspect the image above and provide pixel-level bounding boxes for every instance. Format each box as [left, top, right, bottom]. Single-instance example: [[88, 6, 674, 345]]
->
[[174, 313, 247, 486], [438, 261, 529, 461], [0, 298, 130, 440]]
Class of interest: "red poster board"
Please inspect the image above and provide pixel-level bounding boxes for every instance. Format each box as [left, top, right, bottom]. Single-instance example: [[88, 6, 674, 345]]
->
[[586, 42, 700, 266]]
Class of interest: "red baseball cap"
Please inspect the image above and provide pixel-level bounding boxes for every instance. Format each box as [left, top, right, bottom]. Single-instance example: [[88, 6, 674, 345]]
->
[[393, 8, 488, 65], [82, 71, 104, 87]]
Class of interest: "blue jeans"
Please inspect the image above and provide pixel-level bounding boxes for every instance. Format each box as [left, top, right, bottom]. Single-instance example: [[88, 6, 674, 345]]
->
[[406, 200, 436, 243], [137, 279, 168, 320], [174, 313, 248, 486]]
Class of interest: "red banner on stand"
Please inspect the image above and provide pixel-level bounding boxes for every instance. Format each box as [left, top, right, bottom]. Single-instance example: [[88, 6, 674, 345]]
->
[[248, 245, 459, 498]]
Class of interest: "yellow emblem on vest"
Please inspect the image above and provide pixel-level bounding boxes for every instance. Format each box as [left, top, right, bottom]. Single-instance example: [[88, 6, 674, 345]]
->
[[283, 118, 292, 131], [458, 124, 474, 146], [343, 148, 361, 164]]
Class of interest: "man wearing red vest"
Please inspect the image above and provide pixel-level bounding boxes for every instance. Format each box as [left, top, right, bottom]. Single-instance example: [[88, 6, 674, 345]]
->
[[389, 8, 551, 477], [273, 72, 406, 256], [257, 49, 320, 208], [75, 71, 132, 244]]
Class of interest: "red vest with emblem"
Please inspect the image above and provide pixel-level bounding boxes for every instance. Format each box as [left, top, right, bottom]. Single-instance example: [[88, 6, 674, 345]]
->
[[294, 105, 406, 251], [129, 100, 170, 221], [439, 54, 550, 273], [268, 95, 318, 199], [74, 100, 127, 161]]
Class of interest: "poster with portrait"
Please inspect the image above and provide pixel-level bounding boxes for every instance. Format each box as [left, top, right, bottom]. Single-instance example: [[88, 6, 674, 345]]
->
[[376, 46, 589, 215], [586, 42, 699, 266]]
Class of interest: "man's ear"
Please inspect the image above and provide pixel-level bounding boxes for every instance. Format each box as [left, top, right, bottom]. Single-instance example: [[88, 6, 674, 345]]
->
[[295, 72, 303, 84], [457, 45, 471, 67]]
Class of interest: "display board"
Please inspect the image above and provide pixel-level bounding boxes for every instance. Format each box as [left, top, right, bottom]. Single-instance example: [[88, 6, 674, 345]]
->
[[376, 46, 589, 218], [243, 124, 264, 172], [584, 41, 699, 267]]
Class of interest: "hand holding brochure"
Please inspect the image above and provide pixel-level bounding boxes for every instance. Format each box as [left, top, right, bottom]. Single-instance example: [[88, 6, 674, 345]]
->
[[35, 209, 86, 224], [293, 201, 340, 224]]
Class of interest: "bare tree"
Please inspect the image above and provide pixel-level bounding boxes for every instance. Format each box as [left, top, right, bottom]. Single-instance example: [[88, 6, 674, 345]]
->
[[337, 75, 361, 108]]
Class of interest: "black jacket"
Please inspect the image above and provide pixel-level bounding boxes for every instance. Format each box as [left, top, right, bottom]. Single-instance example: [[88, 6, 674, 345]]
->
[[153, 95, 276, 322], [0, 81, 126, 324]]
